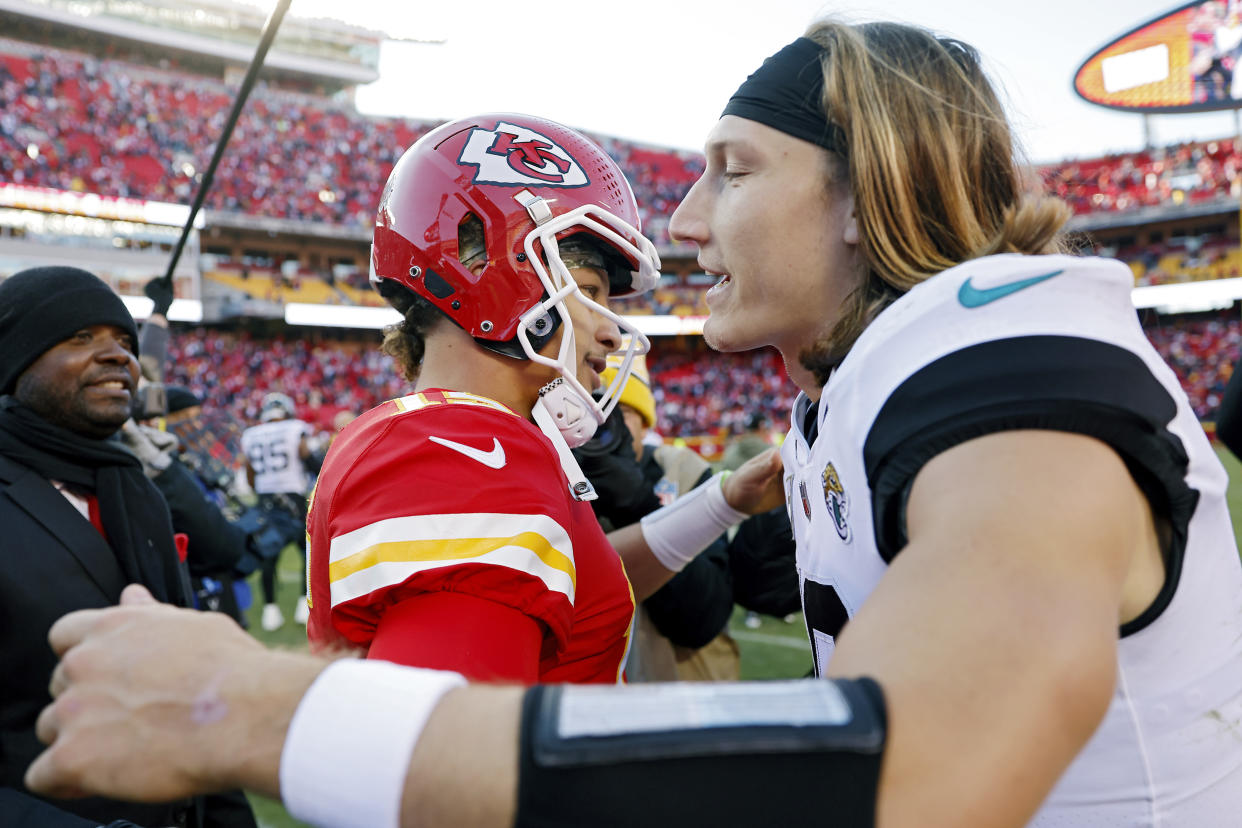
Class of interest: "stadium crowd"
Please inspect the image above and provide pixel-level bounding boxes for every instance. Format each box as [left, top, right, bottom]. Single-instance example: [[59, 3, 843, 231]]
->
[[163, 331, 796, 450], [1040, 137, 1242, 214], [1147, 314, 1241, 419], [13, 34, 1242, 236], [0, 39, 701, 246], [164, 331, 402, 436], [162, 314, 1241, 468], [20, 36, 1242, 253]]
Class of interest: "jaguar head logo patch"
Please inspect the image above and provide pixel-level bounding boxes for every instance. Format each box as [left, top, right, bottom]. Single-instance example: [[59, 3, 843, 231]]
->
[[822, 463, 851, 542]]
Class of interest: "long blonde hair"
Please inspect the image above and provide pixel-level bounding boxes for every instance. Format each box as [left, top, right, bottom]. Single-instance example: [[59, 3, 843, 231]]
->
[[800, 20, 1070, 382]]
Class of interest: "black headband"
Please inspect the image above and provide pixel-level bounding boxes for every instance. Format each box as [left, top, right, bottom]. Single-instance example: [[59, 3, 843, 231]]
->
[[722, 37, 845, 155]]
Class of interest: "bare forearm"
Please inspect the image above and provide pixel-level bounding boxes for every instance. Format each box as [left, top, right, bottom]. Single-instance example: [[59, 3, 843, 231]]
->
[[608, 459, 781, 601], [224, 664, 523, 828], [402, 686, 522, 828], [607, 522, 677, 600], [216, 650, 326, 799]]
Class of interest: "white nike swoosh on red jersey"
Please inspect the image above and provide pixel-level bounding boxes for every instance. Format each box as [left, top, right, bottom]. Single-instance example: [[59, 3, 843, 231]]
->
[[428, 436, 507, 469]]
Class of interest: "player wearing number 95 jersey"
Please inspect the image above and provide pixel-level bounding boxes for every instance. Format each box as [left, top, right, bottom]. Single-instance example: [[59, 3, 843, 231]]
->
[[241, 392, 314, 630], [241, 393, 312, 497]]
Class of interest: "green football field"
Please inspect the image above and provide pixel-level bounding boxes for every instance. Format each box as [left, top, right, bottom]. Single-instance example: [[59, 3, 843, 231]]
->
[[240, 446, 1242, 827]]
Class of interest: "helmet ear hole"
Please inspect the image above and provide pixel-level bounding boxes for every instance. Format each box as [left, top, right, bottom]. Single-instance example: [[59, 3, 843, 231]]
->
[[457, 213, 487, 274]]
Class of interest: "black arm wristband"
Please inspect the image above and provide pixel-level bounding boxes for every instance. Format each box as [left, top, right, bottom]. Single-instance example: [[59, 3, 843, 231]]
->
[[516, 677, 887, 828]]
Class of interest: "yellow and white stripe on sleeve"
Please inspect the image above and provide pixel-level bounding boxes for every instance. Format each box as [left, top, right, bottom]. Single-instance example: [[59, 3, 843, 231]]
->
[[391, 391, 518, 416], [327, 512, 576, 608]]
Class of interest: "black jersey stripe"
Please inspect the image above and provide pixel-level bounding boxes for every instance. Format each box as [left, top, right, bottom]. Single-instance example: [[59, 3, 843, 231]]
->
[[861, 335, 1197, 636]]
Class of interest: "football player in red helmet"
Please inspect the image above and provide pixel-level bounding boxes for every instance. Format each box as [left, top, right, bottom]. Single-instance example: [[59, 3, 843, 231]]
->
[[305, 114, 783, 684], [370, 114, 661, 447]]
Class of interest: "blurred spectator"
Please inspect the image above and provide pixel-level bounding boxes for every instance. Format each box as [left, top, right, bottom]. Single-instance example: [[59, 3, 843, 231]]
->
[[1145, 313, 1241, 419], [648, 345, 798, 440], [121, 418, 248, 621], [1215, 352, 1242, 458], [135, 386, 251, 624], [720, 411, 778, 471]]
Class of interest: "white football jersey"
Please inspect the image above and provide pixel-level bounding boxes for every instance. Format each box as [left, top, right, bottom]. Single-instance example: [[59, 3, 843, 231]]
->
[[781, 254, 1242, 826], [241, 418, 311, 495]]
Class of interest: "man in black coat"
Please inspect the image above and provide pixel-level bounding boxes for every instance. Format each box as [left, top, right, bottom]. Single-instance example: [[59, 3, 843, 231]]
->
[[0, 266, 256, 828]]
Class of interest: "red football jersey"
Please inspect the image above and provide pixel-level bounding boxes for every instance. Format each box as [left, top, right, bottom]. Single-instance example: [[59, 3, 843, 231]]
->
[[306, 389, 633, 683]]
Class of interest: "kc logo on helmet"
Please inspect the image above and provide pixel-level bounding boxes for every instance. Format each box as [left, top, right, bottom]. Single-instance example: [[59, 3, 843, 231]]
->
[[458, 122, 589, 188]]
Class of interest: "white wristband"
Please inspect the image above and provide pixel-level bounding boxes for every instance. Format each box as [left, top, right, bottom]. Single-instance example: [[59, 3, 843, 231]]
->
[[639, 472, 748, 572], [280, 659, 466, 828]]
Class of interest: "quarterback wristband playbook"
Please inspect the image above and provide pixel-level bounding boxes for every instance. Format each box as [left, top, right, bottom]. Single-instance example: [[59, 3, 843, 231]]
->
[[639, 472, 748, 571], [279, 659, 466, 828], [516, 677, 887, 827]]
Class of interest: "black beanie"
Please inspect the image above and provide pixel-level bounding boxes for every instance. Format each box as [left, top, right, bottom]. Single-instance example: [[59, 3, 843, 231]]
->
[[0, 266, 140, 395], [165, 385, 202, 414]]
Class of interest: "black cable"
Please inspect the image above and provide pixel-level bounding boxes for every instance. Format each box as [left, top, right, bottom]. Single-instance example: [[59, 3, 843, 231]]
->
[[159, 0, 294, 286]]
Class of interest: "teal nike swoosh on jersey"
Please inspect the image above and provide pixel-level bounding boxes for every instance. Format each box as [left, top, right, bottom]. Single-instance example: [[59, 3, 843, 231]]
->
[[957, 269, 1064, 308]]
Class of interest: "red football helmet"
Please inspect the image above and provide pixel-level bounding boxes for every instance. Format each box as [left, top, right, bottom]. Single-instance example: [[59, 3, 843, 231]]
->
[[370, 113, 660, 447]]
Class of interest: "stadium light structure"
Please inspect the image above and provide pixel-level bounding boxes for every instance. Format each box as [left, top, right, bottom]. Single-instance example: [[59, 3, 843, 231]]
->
[[120, 296, 204, 324], [282, 303, 710, 336], [1131, 276, 1242, 313], [284, 302, 400, 329]]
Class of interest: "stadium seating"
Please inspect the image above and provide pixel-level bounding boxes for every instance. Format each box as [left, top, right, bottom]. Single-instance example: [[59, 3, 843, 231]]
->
[[8, 36, 1242, 453], [0, 39, 699, 247], [204, 269, 352, 306], [1146, 315, 1240, 420], [1039, 138, 1242, 215]]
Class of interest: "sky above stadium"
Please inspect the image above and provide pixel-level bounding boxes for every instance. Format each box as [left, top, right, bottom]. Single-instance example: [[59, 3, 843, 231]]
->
[[271, 0, 1241, 164]]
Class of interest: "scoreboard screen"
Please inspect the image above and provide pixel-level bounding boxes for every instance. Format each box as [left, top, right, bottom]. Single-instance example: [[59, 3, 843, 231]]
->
[[1075, 0, 1242, 112]]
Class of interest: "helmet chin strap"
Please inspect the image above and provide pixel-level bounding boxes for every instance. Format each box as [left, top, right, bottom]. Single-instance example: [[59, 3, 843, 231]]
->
[[532, 379, 598, 502], [538, 376, 599, 447]]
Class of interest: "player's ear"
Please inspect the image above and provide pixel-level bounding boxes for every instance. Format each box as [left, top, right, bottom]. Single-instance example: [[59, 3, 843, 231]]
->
[[842, 196, 859, 247]]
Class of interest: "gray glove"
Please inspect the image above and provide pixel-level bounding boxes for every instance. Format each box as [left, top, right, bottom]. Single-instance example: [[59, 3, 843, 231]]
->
[[120, 421, 175, 478]]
